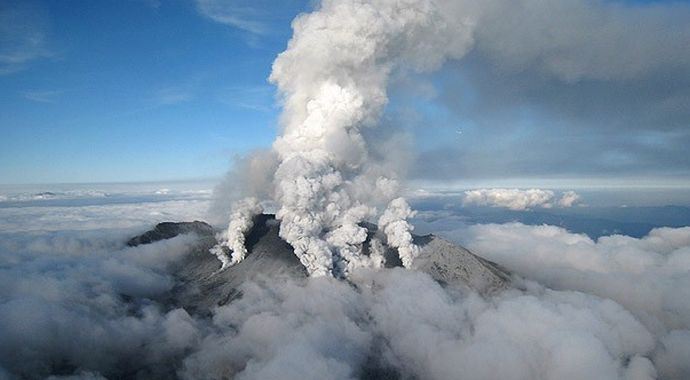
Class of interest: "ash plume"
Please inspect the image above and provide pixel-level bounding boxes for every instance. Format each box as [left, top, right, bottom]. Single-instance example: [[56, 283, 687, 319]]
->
[[212, 197, 263, 268], [215, 0, 474, 276]]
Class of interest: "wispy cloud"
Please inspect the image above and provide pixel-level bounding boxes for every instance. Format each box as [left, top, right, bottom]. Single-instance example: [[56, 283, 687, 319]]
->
[[217, 85, 275, 112], [21, 89, 63, 103], [0, 2, 52, 75], [152, 86, 194, 106], [139, 0, 162, 9], [195, 0, 270, 35]]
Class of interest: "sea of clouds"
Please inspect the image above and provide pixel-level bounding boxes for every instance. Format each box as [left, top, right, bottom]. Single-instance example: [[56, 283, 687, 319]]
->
[[0, 185, 689, 379], [3, 0, 690, 377]]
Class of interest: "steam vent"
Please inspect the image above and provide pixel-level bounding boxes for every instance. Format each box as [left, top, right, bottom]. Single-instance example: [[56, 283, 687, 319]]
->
[[128, 214, 510, 314]]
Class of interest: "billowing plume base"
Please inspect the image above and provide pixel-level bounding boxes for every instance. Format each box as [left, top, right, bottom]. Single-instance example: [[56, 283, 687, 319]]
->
[[214, 0, 474, 277], [212, 200, 421, 278], [146, 215, 510, 313]]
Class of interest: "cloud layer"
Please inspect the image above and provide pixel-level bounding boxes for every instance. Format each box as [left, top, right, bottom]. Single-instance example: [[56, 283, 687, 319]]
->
[[0, 186, 688, 379], [181, 270, 657, 380], [462, 188, 580, 210], [453, 223, 690, 379], [0, 187, 211, 379]]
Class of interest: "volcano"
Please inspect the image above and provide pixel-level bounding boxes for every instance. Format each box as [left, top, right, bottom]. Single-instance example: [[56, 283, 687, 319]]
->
[[129, 214, 510, 314]]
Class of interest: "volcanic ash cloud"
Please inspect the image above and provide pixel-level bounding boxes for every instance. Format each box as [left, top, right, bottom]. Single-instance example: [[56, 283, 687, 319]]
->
[[213, 0, 475, 277]]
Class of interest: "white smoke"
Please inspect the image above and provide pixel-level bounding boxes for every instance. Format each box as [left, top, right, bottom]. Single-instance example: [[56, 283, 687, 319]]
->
[[212, 197, 263, 269], [218, 0, 475, 276], [463, 188, 581, 210], [209, 150, 278, 225], [378, 197, 420, 268]]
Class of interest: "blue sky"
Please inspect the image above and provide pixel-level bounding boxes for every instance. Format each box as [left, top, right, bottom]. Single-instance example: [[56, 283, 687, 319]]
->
[[1, 0, 689, 186], [0, 0, 308, 184]]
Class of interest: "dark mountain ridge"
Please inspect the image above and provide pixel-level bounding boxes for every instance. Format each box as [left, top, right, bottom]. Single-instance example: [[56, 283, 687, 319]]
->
[[129, 214, 510, 314]]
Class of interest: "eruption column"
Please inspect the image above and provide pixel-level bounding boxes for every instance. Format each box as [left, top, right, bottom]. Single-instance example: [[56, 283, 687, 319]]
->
[[214, 0, 475, 276]]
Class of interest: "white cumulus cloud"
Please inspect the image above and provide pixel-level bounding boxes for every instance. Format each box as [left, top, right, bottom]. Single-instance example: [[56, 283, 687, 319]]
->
[[462, 188, 580, 210], [0, 187, 688, 379], [451, 222, 690, 379]]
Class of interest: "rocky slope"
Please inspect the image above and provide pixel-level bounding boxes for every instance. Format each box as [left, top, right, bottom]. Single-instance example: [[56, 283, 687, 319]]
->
[[130, 214, 510, 314]]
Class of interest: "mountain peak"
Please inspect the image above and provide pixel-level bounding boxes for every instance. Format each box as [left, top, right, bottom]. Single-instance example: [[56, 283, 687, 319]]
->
[[129, 214, 510, 314]]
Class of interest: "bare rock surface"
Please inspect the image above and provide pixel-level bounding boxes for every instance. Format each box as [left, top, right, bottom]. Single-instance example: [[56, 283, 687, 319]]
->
[[413, 234, 511, 295], [129, 214, 510, 314], [127, 221, 214, 247]]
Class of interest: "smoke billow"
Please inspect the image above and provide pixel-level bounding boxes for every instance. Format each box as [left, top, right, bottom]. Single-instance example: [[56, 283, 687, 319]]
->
[[213, 0, 475, 276], [208, 149, 278, 224], [211, 197, 263, 268], [378, 197, 420, 267]]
